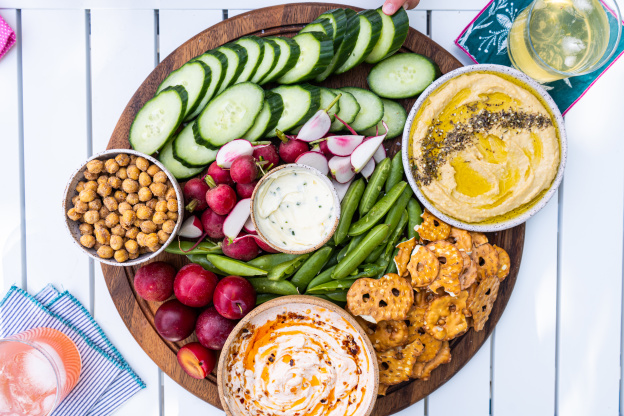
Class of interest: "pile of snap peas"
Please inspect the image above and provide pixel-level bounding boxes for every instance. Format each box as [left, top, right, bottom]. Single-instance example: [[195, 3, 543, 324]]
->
[[165, 153, 423, 307]]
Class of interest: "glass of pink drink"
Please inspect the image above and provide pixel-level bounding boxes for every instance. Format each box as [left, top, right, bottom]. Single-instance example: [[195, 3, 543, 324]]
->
[[0, 328, 81, 416]]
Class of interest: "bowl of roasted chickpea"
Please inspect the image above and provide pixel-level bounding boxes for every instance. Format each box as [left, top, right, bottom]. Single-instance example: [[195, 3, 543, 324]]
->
[[63, 149, 183, 266]]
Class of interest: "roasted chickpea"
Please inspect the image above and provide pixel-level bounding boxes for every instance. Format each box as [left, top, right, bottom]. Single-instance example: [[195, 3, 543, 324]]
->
[[111, 224, 125, 236], [144, 233, 159, 248], [97, 175, 109, 186], [88, 199, 102, 211], [146, 198, 158, 210], [117, 201, 132, 214], [67, 208, 82, 221], [133, 203, 145, 212], [165, 187, 177, 201], [74, 200, 88, 214], [97, 245, 114, 259], [138, 172, 152, 187], [147, 243, 161, 253], [162, 219, 176, 234], [166, 199, 178, 212], [125, 239, 139, 254], [136, 205, 152, 220], [149, 182, 167, 197], [138, 187, 152, 202], [127, 165, 140, 180], [80, 234, 96, 248], [79, 189, 97, 203], [133, 219, 142, 228], [114, 190, 127, 203], [122, 179, 139, 194], [125, 227, 140, 240], [115, 153, 130, 167], [140, 220, 157, 234], [157, 230, 170, 244], [94, 241, 103, 251], [152, 211, 168, 225], [167, 211, 178, 222], [105, 159, 120, 174], [121, 210, 136, 228], [126, 193, 139, 205], [99, 206, 110, 219], [84, 170, 99, 181], [151, 170, 168, 184], [114, 249, 129, 263], [107, 176, 122, 189], [95, 227, 111, 245], [94, 219, 107, 230], [116, 167, 128, 180], [128, 251, 140, 260], [76, 181, 86, 192], [139, 246, 150, 255], [86, 159, 104, 174], [136, 232, 147, 247], [79, 223, 93, 235], [136, 157, 149, 172], [110, 234, 124, 251], [85, 181, 98, 191], [83, 210, 100, 224], [105, 212, 120, 228], [103, 196, 118, 211], [97, 183, 112, 198], [71, 195, 81, 205], [155, 200, 168, 212]]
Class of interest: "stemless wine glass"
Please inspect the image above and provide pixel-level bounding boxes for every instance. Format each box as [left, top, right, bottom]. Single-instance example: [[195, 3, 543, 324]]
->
[[0, 328, 81, 416], [508, 0, 622, 82]]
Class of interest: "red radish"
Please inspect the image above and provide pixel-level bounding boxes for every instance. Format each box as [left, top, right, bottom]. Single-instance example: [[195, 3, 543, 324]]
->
[[351, 125, 388, 173], [154, 300, 198, 342], [236, 181, 257, 199], [230, 155, 258, 184], [318, 140, 333, 158], [332, 178, 353, 201], [174, 264, 219, 308], [205, 162, 234, 186], [216, 139, 253, 169], [360, 158, 376, 180], [277, 130, 309, 163], [134, 261, 176, 302], [373, 144, 387, 163], [205, 176, 237, 215], [195, 307, 237, 350], [295, 152, 329, 176], [178, 216, 203, 239], [223, 199, 251, 240], [243, 217, 256, 234], [310, 144, 322, 153], [201, 208, 227, 240], [213, 276, 256, 319], [334, 115, 358, 135], [328, 155, 356, 183], [177, 342, 216, 379], [296, 94, 341, 142], [183, 178, 209, 212], [252, 144, 279, 169], [222, 234, 260, 261], [251, 235, 279, 253], [326, 135, 365, 156]]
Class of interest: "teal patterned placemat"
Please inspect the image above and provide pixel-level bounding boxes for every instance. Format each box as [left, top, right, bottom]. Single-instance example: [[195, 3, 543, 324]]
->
[[455, 0, 624, 115]]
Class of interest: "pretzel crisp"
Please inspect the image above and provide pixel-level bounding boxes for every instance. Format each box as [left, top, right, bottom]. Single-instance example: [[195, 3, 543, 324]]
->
[[347, 273, 414, 322], [471, 243, 500, 280], [469, 232, 489, 247], [426, 241, 462, 296], [449, 227, 472, 253], [417, 211, 451, 241], [356, 317, 409, 352], [407, 245, 440, 288], [412, 328, 443, 363], [394, 237, 416, 278], [411, 341, 451, 380], [378, 384, 390, 396], [377, 338, 424, 385], [469, 275, 500, 331], [424, 291, 469, 341], [459, 251, 478, 290], [494, 245, 510, 281], [406, 304, 426, 343]]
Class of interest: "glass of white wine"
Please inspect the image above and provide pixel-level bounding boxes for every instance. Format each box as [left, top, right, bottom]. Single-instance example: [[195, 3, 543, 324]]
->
[[508, 0, 622, 82]]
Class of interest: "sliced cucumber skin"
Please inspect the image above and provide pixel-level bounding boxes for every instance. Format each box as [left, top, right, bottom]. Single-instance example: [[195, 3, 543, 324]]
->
[[365, 7, 409, 64], [277, 32, 334, 84], [159, 140, 204, 180], [173, 122, 217, 168], [251, 38, 280, 84], [299, 17, 334, 38], [192, 121, 219, 150], [367, 53, 441, 99], [188, 50, 228, 120], [261, 37, 300, 84], [340, 86, 384, 132], [241, 91, 284, 142], [319, 87, 339, 122], [233, 36, 265, 84], [157, 61, 210, 118], [196, 82, 265, 147], [129, 85, 187, 155], [329, 88, 360, 132], [335, 10, 382, 74], [361, 98, 407, 139], [313, 9, 350, 82], [216, 43, 248, 93], [269, 84, 320, 136]]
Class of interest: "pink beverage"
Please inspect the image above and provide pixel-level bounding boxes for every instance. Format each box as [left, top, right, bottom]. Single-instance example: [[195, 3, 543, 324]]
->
[[0, 328, 81, 416]]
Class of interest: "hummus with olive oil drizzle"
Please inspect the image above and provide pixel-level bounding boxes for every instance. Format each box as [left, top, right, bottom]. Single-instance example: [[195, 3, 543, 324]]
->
[[410, 72, 560, 223], [223, 304, 376, 416]]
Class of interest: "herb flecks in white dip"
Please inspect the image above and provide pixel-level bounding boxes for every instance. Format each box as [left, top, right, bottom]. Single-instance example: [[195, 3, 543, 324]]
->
[[255, 167, 336, 250]]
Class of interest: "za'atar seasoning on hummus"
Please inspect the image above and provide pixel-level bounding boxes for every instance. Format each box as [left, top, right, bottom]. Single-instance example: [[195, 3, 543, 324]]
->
[[409, 72, 560, 223], [222, 304, 377, 416]]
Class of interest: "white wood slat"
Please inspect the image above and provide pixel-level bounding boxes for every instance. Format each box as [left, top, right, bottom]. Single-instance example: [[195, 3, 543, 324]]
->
[[406, 10, 428, 36], [492, 196, 558, 416], [163, 375, 225, 416], [89, 9, 161, 416], [0, 9, 24, 293], [430, 10, 480, 67], [158, 9, 223, 60], [21, 9, 90, 303], [557, 59, 624, 416]]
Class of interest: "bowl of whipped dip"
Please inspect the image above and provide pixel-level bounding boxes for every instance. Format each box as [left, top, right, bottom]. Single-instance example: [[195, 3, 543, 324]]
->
[[250, 164, 340, 254], [217, 295, 379, 416]]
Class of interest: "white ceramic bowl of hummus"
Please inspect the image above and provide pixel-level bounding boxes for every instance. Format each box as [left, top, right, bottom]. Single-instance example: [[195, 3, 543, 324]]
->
[[217, 295, 379, 416], [402, 64, 567, 232]]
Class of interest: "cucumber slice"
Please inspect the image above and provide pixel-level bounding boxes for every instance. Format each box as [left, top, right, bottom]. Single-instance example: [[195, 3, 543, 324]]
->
[[262, 37, 300, 84], [299, 17, 334, 39], [215, 44, 248, 94], [129, 85, 187, 155], [318, 9, 347, 53], [173, 121, 217, 167], [196, 82, 265, 147], [268, 84, 320, 136], [367, 53, 441, 99], [159, 139, 204, 180], [329, 88, 360, 132], [365, 7, 409, 64], [251, 38, 280, 84], [188, 50, 228, 120], [340, 87, 384, 132], [157, 61, 210, 119], [233, 36, 265, 84], [361, 99, 407, 139], [241, 91, 284, 142], [276, 32, 334, 84], [319, 87, 339, 122], [313, 8, 350, 82], [335, 10, 382, 74]]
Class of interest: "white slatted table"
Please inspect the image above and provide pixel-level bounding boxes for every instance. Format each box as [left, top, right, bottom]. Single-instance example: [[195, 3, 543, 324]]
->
[[0, 1, 622, 415]]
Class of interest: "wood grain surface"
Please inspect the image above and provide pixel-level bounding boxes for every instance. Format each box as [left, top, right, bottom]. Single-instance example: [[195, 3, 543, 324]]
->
[[103, 3, 525, 414]]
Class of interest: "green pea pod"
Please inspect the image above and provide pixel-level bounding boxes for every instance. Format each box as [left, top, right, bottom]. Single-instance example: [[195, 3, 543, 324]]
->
[[206, 254, 268, 276], [385, 247, 400, 274], [165, 240, 222, 256], [334, 179, 365, 245], [306, 278, 357, 294], [306, 266, 337, 290], [186, 254, 225, 275], [385, 152, 405, 193], [379, 211, 408, 269], [349, 182, 407, 236], [407, 198, 423, 240], [351, 263, 386, 279], [256, 294, 280, 305], [333, 224, 389, 280], [359, 158, 392, 217], [336, 244, 350, 264], [247, 278, 298, 295], [266, 254, 310, 281], [363, 244, 385, 263], [309, 293, 346, 307], [309, 294, 331, 301], [247, 253, 299, 270], [290, 247, 334, 291], [325, 251, 339, 268], [324, 290, 348, 302]]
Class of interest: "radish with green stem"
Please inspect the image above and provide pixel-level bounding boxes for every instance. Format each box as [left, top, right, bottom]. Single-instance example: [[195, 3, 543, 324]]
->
[[183, 178, 209, 212], [223, 198, 251, 240], [222, 234, 260, 261], [247, 234, 279, 253], [216, 139, 254, 169], [243, 217, 256, 234], [277, 129, 309, 163], [334, 115, 358, 135], [205, 162, 234, 186], [325, 135, 364, 156], [296, 94, 342, 142], [237, 181, 257, 199], [205, 175, 237, 215], [178, 215, 203, 239], [230, 155, 258, 184], [328, 155, 356, 183], [360, 158, 376, 180], [351, 122, 388, 173], [201, 208, 227, 240], [252, 144, 279, 169], [373, 145, 387, 163], [295, 152, 329, 176]]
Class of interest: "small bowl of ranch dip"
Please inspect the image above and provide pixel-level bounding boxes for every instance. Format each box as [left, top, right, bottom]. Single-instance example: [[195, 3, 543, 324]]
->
[[250, 164, 340, 254]]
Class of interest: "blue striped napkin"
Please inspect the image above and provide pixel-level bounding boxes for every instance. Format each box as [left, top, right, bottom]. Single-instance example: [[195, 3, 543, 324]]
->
[[0, 285, 145, 416]]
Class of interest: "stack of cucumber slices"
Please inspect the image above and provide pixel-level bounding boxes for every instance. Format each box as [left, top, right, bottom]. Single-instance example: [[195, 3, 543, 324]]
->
[[128, 6, 440, 179]]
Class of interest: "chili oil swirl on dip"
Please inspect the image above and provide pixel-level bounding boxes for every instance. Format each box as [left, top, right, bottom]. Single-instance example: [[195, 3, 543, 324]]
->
[[223, 303, 376, 416]]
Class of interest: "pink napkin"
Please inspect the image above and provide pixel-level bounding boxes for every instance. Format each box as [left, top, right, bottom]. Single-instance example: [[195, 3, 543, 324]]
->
[[0, 14, 16, 60]]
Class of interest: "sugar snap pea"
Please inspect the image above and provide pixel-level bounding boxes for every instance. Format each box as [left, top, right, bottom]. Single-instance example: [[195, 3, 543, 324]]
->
[[407, 198, 423, 240], [290, 247, 333, 291], [351, 263, 386, 279], [247, 278, 298, 295], [309, 293, 346, 307], [165, 240, 222, 256], [364, 244, 385, 263], [385, 247, 399, 274], [325, 290, 348, 302], [306, 278, 357, 294], [325, 251, 339, 268], [359, 158, 391, 217], [385, 152, 405, 193], [377, 187, 413, 248], [206, 254, 267, 276], [247, 253, 299, 270], [334, 179, 365, 246], [256, 294, 279, 305], [349, 182, 407, 236], [307, 266, 337, 290], [379, 210, 408, 268], [186, 254, 224, 275], [333, 224, 389, 280], [267, 254, 309, 281]]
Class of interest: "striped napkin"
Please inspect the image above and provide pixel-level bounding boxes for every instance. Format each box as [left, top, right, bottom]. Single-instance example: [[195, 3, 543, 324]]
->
[[0, 285, 145, 415]]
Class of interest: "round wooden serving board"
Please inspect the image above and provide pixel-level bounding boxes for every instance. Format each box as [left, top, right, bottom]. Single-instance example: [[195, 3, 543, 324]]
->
[[103, 3, 525, 415]]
